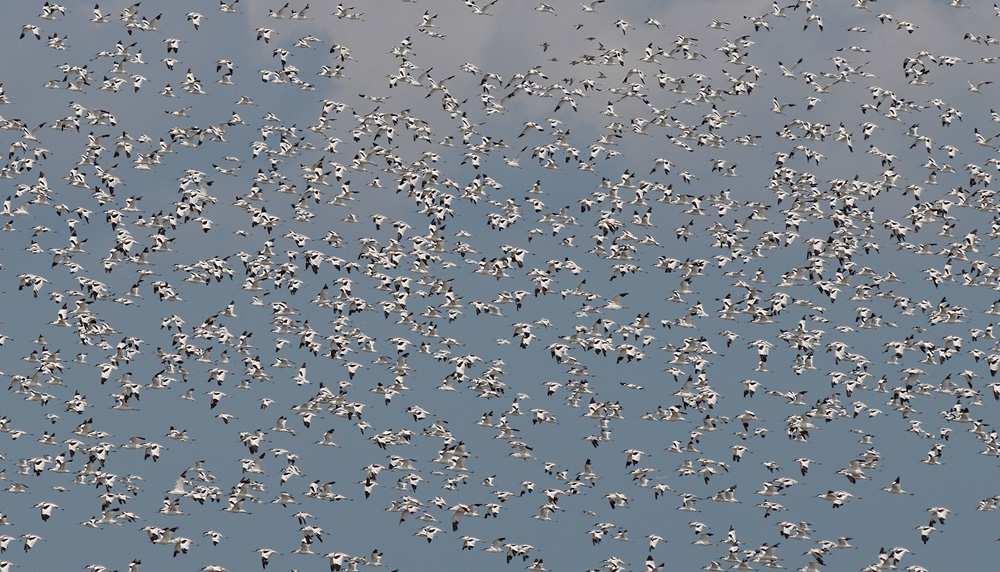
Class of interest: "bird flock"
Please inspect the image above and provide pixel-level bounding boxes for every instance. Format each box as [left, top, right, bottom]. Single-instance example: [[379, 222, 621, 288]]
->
[[2, 0, 1000, 571]]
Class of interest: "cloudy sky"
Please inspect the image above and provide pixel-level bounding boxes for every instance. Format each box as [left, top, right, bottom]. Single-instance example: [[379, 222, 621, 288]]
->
[[1, 1, 999, 571]]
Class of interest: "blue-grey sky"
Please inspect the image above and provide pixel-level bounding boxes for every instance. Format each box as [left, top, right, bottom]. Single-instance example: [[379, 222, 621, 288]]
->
[[1, 1, 1000, 571]]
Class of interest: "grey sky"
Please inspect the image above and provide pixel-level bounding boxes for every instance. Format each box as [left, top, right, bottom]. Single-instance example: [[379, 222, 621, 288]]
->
[[1, 1, 1000, 571]]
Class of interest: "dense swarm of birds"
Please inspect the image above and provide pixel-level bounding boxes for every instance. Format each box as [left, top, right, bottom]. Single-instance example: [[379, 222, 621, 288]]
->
[[4, 0, 1000, 570]]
